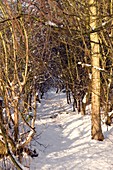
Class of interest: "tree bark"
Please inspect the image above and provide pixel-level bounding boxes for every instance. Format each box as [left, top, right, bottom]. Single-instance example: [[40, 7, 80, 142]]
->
[[89, 0, 104, 140]]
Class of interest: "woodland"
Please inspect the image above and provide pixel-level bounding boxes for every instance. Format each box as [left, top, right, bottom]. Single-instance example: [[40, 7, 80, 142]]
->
[[0, 0, 113, 169]]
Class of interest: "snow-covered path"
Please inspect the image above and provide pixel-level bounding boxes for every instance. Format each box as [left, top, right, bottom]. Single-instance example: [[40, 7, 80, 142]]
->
[[30, 89, 113, 170]]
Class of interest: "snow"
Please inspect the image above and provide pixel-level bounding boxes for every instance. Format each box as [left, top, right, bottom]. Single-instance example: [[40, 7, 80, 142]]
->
[[0, 88, 113, 169], [0, 97, 3, 101], [29, 89, 113, 170], [45, 21, 58, 27], [82, 92, 88, 103], [78, 62, 105, 71], [10, 153, 29, 170]]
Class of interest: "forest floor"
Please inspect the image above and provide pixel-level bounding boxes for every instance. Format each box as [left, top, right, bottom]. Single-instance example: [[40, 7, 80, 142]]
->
[[29, 89, 113, 170]]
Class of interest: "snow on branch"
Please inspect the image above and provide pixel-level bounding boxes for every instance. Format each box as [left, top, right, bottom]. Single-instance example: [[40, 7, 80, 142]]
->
[[90, 17, 113, 33], [18, 129, 35, 148], [45, 21, 58, 27], [45, 21, 63, 28], [9, 151, 29, 170], [78, 62, 107, 72]]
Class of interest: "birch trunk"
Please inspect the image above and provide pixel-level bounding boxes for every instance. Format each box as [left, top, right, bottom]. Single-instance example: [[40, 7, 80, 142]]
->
[[89, 0, 104, 140]]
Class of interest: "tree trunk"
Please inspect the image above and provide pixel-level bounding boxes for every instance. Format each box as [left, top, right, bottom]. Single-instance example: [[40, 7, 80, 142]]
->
[[89, 0, 104, 140]]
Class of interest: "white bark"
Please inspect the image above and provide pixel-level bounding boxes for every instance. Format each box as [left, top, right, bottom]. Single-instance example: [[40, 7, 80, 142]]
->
[[89, 0, 104, 140]]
